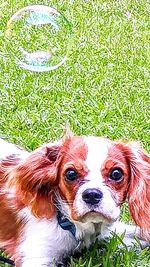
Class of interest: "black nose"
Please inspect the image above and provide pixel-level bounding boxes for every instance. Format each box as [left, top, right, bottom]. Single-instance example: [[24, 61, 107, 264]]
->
[[82, 189, 103, 205]]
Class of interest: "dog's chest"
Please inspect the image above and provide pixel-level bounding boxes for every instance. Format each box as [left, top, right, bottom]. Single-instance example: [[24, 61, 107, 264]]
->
[[75, 221, 102, 249]]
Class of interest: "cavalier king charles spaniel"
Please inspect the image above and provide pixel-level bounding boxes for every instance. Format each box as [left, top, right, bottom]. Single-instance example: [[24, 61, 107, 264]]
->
[[0, 132, 149, 267]]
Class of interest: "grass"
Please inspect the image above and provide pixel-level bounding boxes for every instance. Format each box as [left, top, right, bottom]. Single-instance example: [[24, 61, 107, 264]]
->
[[0, 0, 150, 266], [69, 236, 150, 267]]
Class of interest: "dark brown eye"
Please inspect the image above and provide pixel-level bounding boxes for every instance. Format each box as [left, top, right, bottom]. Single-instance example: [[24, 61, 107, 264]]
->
[[109, 168, 124, 181], [65, 168, 78, 182]]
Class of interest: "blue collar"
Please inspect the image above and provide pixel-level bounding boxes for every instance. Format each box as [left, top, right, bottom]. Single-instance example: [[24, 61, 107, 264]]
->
[[0, 256, 14, 266], [57, 210, 76, 238]]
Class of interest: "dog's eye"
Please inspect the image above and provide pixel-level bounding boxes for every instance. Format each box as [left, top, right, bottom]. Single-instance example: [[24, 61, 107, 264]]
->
[[65, 168, 78, 182], [109, 168, 124, 181]]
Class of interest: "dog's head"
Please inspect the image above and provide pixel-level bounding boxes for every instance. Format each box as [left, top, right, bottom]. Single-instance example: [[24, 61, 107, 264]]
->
[[10, 132, 150, 230]]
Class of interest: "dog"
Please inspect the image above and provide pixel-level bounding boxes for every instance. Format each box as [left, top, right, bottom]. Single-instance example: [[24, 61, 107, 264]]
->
[[0, 132, 149, 267]]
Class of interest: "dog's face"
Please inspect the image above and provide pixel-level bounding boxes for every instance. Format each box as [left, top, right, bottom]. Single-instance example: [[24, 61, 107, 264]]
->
[[11, 133, 150, 228], [58, 136, 130, 223]]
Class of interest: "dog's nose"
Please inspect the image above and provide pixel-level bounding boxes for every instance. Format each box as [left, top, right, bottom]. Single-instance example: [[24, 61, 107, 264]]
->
[[82, 189, 103, 205]]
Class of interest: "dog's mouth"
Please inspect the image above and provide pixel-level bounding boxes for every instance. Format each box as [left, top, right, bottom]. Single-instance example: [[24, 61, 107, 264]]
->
[[81, 210, 113, 223], [71, 209, 115, 223], [71, 201, 120, 223]]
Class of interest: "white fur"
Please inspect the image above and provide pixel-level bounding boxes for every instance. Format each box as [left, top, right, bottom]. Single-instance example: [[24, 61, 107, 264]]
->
[[83, 136, 109, 181], [0, 138, 29, 160], [18, 208, 77, 267]]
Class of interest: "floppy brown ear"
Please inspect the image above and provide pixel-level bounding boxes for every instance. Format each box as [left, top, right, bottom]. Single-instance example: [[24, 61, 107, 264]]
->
[[10, 142, 62, 219], [124, 142, 150, 234]]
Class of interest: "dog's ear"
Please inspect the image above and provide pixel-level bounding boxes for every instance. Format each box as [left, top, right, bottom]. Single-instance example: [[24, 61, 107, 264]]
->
[[10, 141, 62, 219], [124, 142, 150, 232]]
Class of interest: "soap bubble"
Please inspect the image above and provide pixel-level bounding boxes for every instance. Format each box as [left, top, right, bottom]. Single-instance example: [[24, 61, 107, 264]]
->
[[6, 5, 72, 72]]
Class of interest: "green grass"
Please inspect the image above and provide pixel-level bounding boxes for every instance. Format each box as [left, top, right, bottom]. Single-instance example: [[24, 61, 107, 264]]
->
[[69, 236, 150, 267], [0, 0, 150, 266]]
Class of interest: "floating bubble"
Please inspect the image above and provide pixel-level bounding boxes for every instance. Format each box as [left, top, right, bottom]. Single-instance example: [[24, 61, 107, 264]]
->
[[6, 5, 72, 72]]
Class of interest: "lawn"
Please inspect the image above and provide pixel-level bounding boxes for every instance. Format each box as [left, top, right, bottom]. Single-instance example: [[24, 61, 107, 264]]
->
[[0, 0, 150, 266]]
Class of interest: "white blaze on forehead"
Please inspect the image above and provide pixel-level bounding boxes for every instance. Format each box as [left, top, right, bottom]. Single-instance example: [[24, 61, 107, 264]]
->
[[83, 136, 109, 181]]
